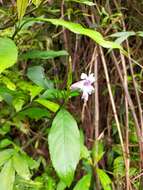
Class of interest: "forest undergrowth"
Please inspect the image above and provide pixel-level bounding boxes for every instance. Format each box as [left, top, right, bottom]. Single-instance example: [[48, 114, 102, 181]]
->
[[0, 0, 143, 190]]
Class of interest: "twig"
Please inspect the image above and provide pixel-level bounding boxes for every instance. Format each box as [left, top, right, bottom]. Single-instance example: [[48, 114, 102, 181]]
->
[[99, 46, 127, 174], [120, 51, 131, 190], [81, 100, 87, 122], [93, 48, 99, 139], [112, 52, 143, 173]]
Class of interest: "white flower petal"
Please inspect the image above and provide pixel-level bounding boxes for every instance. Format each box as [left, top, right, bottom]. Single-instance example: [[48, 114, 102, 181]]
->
[[71, 73, 95, 101], [82, 85, 94, 94], [81, 73, 88, 80], [88, 73, 95, 83], [70, 80, 84, 90]]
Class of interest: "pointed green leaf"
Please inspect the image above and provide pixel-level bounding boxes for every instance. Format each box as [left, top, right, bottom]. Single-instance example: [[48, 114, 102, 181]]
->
[[66, 0, 95, 6], [109, 31, 135, 44], [37, 18, 123, 50], [0, 139, 13, 149], [17, 0, 29, 20], [48, 109, 80, 186], [113, 156, 125, 178], [0, 76, 16, 90], [57, 181, 67, 190], [0, 159, 15, 190], [96, 168, 112, 190], [19, 107, 51, 120], [0, 149, 14, 167], [0, 38, 18, 74], [12, 152, 31, 180], [92, 141, 105, 164], [22, 50, 68, 60], [12, 94, 25, 112], [32, 0, 42, 7], [41, 89, 67, 100], [137, 31, 143, 37], [27, 66, 53, 89], [0, 123, 11, 135], [21, 153, 39, 170], [0, 86, 14, 104], [35, 98, 60, 112], [73, 174, 91, 190], [80, 145, 90, 160], [29, 85, 43, 99]]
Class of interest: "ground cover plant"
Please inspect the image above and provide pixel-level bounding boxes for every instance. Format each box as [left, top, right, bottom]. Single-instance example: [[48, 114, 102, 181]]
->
[[0, 0, 143, 189]]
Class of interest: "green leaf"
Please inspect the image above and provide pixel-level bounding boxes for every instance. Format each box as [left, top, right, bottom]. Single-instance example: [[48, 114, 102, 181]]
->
[[0, 86, 14, 104], [41, 89, 67, 100], [0, 38, 18, 74], [80, 145, 91, 161], [0, 122, 11, 135], [66, 0, 95, 6], [92, 140, 105, 164], [18, 81, 43, 100], [32, 0, 42, 7], [27, 66, 53, 89], [0, 149, 14, 167], [137, 31, 143, 37], [0, 76, 16, 90], [37, 18, 122, 50], [12, 152, 31, 180], [0, 139, 13, 149], [79, 130, 91, 161], [48, 109, 81, 186], [0, 159, 15, 190], [113, 156, 125, 178], [19, 107, 51, 120], [56, 181, 67, 190], [22, 153, 39, 170], [96, 168, 112, 190], [12, 93, 25, 112], [73, 174, 91, 190], [29, 85, 43, 100], [22, 50, 68, 60], [35, 98, 60, 112], [109, 31, 135, 44], [69, 90, 80, 97], [17, 0, 29, 20], [13, 176, 42, 190]]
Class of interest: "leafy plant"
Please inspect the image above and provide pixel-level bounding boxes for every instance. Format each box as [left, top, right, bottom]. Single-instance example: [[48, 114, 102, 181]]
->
[[48, 109, 81, 187], [0, 1, 142, 190]]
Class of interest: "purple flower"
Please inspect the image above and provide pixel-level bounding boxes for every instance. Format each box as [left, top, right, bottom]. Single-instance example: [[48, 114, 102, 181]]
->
[[70, 73, 95, 101]]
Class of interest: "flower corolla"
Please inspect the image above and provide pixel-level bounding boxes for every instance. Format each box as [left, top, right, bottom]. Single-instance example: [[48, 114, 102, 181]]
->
[[70, 73, 95, 101]]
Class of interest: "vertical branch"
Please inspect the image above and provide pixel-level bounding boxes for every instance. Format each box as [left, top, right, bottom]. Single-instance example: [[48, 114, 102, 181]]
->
[[99, 46, 127, 168], [81, 101, 87, 122], [90, 14, 99, 140], [61, 0, 68, 51], [120, 52, 131, 190], [94, 48, 99, 139], [122, 19, 143, 138], [124, 26, 143, 187], [94, 48, 101, 190], [72, 34, 79, 71], [111, 53, 140, 135], [112, 52, 143, 172], [125, 36, 143, 135]]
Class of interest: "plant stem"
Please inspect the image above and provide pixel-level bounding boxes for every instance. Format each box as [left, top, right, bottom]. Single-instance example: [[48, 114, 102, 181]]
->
[[99, 46, 127, 171]]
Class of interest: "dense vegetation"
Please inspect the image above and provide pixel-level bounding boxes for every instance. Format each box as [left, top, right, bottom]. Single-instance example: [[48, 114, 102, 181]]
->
[[0, 0, 143, 189]]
